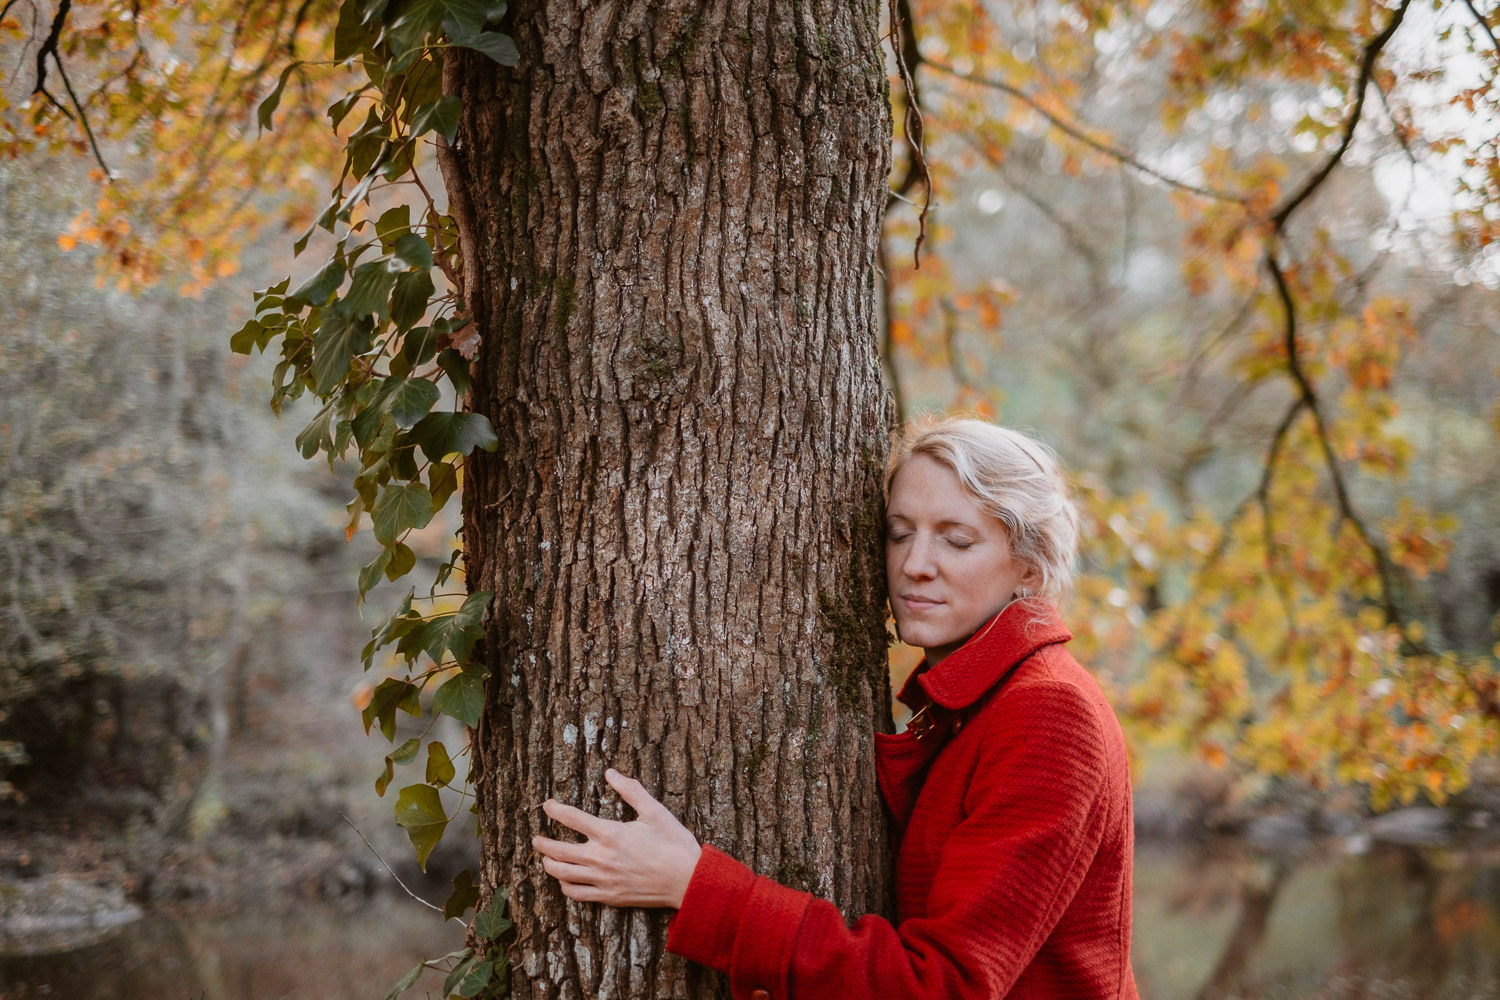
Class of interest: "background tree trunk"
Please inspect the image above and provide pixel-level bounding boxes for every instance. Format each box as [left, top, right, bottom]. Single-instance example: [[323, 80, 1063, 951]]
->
[[440, 1, 896, 996]]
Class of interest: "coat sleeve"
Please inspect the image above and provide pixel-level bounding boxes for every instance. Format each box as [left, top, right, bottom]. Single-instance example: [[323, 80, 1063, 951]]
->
[[665, 680, 1112, 1000]]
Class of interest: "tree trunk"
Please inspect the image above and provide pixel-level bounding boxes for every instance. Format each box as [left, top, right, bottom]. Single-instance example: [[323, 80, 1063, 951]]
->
[[439, 2, 895, 996]]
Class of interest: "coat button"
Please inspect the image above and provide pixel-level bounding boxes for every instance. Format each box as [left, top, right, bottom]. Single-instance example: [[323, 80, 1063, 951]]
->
[[750, 991, 771, 1000]]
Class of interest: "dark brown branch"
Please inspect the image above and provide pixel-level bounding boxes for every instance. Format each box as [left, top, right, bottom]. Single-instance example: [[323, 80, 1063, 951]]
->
[[1269, 0, 1412, 228], [876, 233, 907, 420], [924, 59, 1247, 204], [887, 0, 930, 267], [50, 52, 109, 177], [1463, 0, 1500, 55]]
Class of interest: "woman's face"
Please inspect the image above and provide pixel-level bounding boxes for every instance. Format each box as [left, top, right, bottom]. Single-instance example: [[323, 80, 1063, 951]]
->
[[885, 454, 1039, 666]]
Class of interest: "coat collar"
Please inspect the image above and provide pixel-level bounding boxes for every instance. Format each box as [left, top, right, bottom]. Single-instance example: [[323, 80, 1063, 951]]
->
[[895, 599, 1073, 712]]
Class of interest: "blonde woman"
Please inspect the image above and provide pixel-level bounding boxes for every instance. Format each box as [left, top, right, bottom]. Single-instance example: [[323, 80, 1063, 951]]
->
[[533, 417, 1139, 1000]]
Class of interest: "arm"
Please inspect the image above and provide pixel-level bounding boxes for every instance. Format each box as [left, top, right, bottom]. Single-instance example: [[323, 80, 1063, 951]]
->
[[668, 681, 1112, 1000]]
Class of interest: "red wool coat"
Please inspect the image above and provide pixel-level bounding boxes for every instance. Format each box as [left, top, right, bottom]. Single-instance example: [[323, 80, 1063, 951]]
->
[[665, 601, 1139, 1000]]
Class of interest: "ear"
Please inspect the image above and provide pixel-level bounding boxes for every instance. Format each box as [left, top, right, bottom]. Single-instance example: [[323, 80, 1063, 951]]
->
[[1017, 563, 1044, 595]]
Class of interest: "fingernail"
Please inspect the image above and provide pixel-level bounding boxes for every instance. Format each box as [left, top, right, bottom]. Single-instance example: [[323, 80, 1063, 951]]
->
[[606, 768, 619, 779]]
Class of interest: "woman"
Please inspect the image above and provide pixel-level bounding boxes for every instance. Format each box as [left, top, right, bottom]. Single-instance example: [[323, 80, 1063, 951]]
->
[[533, 417, 1139, 1000]]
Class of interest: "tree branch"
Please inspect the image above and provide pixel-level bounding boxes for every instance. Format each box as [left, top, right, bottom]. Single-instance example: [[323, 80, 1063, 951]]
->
[[923, 59, 1247, 204], [1269, 0, 1412, 228], [887, 0, 930, 267], [1463, 0, 1500, 55]]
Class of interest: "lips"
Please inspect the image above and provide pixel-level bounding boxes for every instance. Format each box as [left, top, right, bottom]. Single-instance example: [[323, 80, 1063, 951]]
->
[[901, 594, 942, 611]]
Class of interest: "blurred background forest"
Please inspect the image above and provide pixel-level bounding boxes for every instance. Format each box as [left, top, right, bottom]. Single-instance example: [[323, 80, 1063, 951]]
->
[[3, 0, 1500, 997]]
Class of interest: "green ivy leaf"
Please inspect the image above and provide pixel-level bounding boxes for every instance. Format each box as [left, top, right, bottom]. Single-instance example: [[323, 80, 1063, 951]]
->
[[381, 962, 425, 1000], [410, 95, 462, 143], [257, 61, 301, 132], [432, 668, 484, 725], [385, 540, 417, 581], [393, 232, 434, 270], [392, 736, 421, 766], [392, 269, 435, 332], [312, 308, 375, 394], [442, 955, 478, 999], [373, 482, 435, 544], [410, 411, 499, 462], [426, 739, 456, 785], [382, 377, 440, 427], [429, 460, 460, 511], [362, 677, 420, 740], [455, 959, 494, 998], [295, 400, 339, 459], [443, 869, 479, 921], [473, 889, 512, 940], [450, 30, 519, 66], [288, 258, 347, 308], [394, 783, 449, 871], [359, 547, 393, 599], [377, 204, 412, 244], [346, 260, 398, 320], [375, 755, 395, 796], [423, 591, 492, 668], [230, 318, 274, 355], [436, 345, 471, 396]]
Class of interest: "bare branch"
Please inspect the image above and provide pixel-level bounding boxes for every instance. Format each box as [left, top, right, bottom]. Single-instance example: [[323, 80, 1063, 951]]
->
[[340, 812, 446, 915], [887, 0, 930, 267], [1463, 0, 1500, 55], [1270, 0, 1412, 228], [924, 59, 1247, 204]]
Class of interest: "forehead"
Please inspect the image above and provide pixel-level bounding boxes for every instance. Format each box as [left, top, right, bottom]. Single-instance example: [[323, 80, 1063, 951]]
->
[[887, 454, 989, 523]]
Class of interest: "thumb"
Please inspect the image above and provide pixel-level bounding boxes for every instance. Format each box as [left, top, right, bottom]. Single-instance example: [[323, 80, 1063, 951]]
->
[[605, 768, 663, 819]]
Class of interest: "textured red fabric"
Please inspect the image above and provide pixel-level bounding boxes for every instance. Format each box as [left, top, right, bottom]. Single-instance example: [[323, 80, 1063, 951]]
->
[[666, 600, 1139, 1000]]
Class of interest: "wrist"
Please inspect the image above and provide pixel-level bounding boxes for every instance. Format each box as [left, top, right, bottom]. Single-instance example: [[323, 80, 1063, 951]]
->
[[671, 842, 704, 909]]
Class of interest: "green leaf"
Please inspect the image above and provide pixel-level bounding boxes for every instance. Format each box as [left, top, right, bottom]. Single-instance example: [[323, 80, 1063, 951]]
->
[[443, 869, 480, 921], [359, 548, 393, 599], [403, 325, 440, 367], [410, 95, 462, 143], [362, 677, 419, 740], [393, 232, 434, 270], [381, 961, 424, 1000], [410, 411, 499, 462], [442, 955, 478, 999], [257, 61, 301, 132], [373, 482, 435, 544], [385, 540, 417, 581], [384, 377, 441, 427], [377, 204, 412, 243], [423, 591, 492, 668], [295, 400, 339, 459], [375, 755, 395, 796], [451, 29, 519, 66], [432, 668, 485, 726], [312, 308, 375, 394], [429, 460, 460, 511], [230, 318, 273, 354], [288, 258, 346, 307], [426, 739, 456, 785], [346, 260, 398, 320], [392, 269, 435, 332], [474, 887, 511, 939], [437, 346, 471, 396], [455, 959, 494, 998], [392, 736, 421, 765], [394, 783, 449, 870]]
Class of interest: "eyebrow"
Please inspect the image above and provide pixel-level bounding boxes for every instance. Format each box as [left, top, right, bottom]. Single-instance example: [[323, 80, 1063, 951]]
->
[[886, 515, 981, 531]]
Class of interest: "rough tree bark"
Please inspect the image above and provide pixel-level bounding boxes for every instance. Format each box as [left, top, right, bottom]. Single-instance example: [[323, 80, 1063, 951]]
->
[[440, 2, 895, 996]]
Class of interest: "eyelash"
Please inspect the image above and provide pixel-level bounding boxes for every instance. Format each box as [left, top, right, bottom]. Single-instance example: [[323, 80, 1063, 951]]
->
[[887, 532, 974, 550]]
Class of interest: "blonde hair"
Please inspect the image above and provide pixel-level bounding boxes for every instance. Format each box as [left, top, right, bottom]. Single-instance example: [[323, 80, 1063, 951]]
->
[[887, 416, 1081, 605]]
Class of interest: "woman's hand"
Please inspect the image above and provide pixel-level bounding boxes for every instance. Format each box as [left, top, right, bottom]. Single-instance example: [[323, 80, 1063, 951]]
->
[[533, 768, 703, 909]]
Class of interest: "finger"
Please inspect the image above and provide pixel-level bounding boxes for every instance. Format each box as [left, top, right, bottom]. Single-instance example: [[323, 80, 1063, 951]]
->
[[605, 768, 663, 818], [532, 835, 594, 865], [542, 855, 600, 885], [557, 880, 606, 903], [542, 798, 614, 840]]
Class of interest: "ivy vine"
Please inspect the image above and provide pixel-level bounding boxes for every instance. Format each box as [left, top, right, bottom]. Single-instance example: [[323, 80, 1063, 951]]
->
[[232, 0, 518, 996]]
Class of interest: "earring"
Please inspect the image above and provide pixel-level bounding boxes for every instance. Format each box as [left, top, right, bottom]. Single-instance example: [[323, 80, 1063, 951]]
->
[[1015, 587, 1031, 601]]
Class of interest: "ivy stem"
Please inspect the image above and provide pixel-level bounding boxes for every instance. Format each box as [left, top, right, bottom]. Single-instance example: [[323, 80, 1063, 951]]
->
[[340, 812, 445, 914]]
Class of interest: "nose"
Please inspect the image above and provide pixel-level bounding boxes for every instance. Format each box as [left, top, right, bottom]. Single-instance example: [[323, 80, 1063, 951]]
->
[[901, 533, 937, 581]]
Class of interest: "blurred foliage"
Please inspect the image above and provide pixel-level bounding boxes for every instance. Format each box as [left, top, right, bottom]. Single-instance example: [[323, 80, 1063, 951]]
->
[[3, 0, 1499, 825]]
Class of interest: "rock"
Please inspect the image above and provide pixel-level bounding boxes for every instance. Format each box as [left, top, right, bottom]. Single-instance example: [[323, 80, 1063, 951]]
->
[[0, 875, 143, 956], [1365, 807, 1456, 847]]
